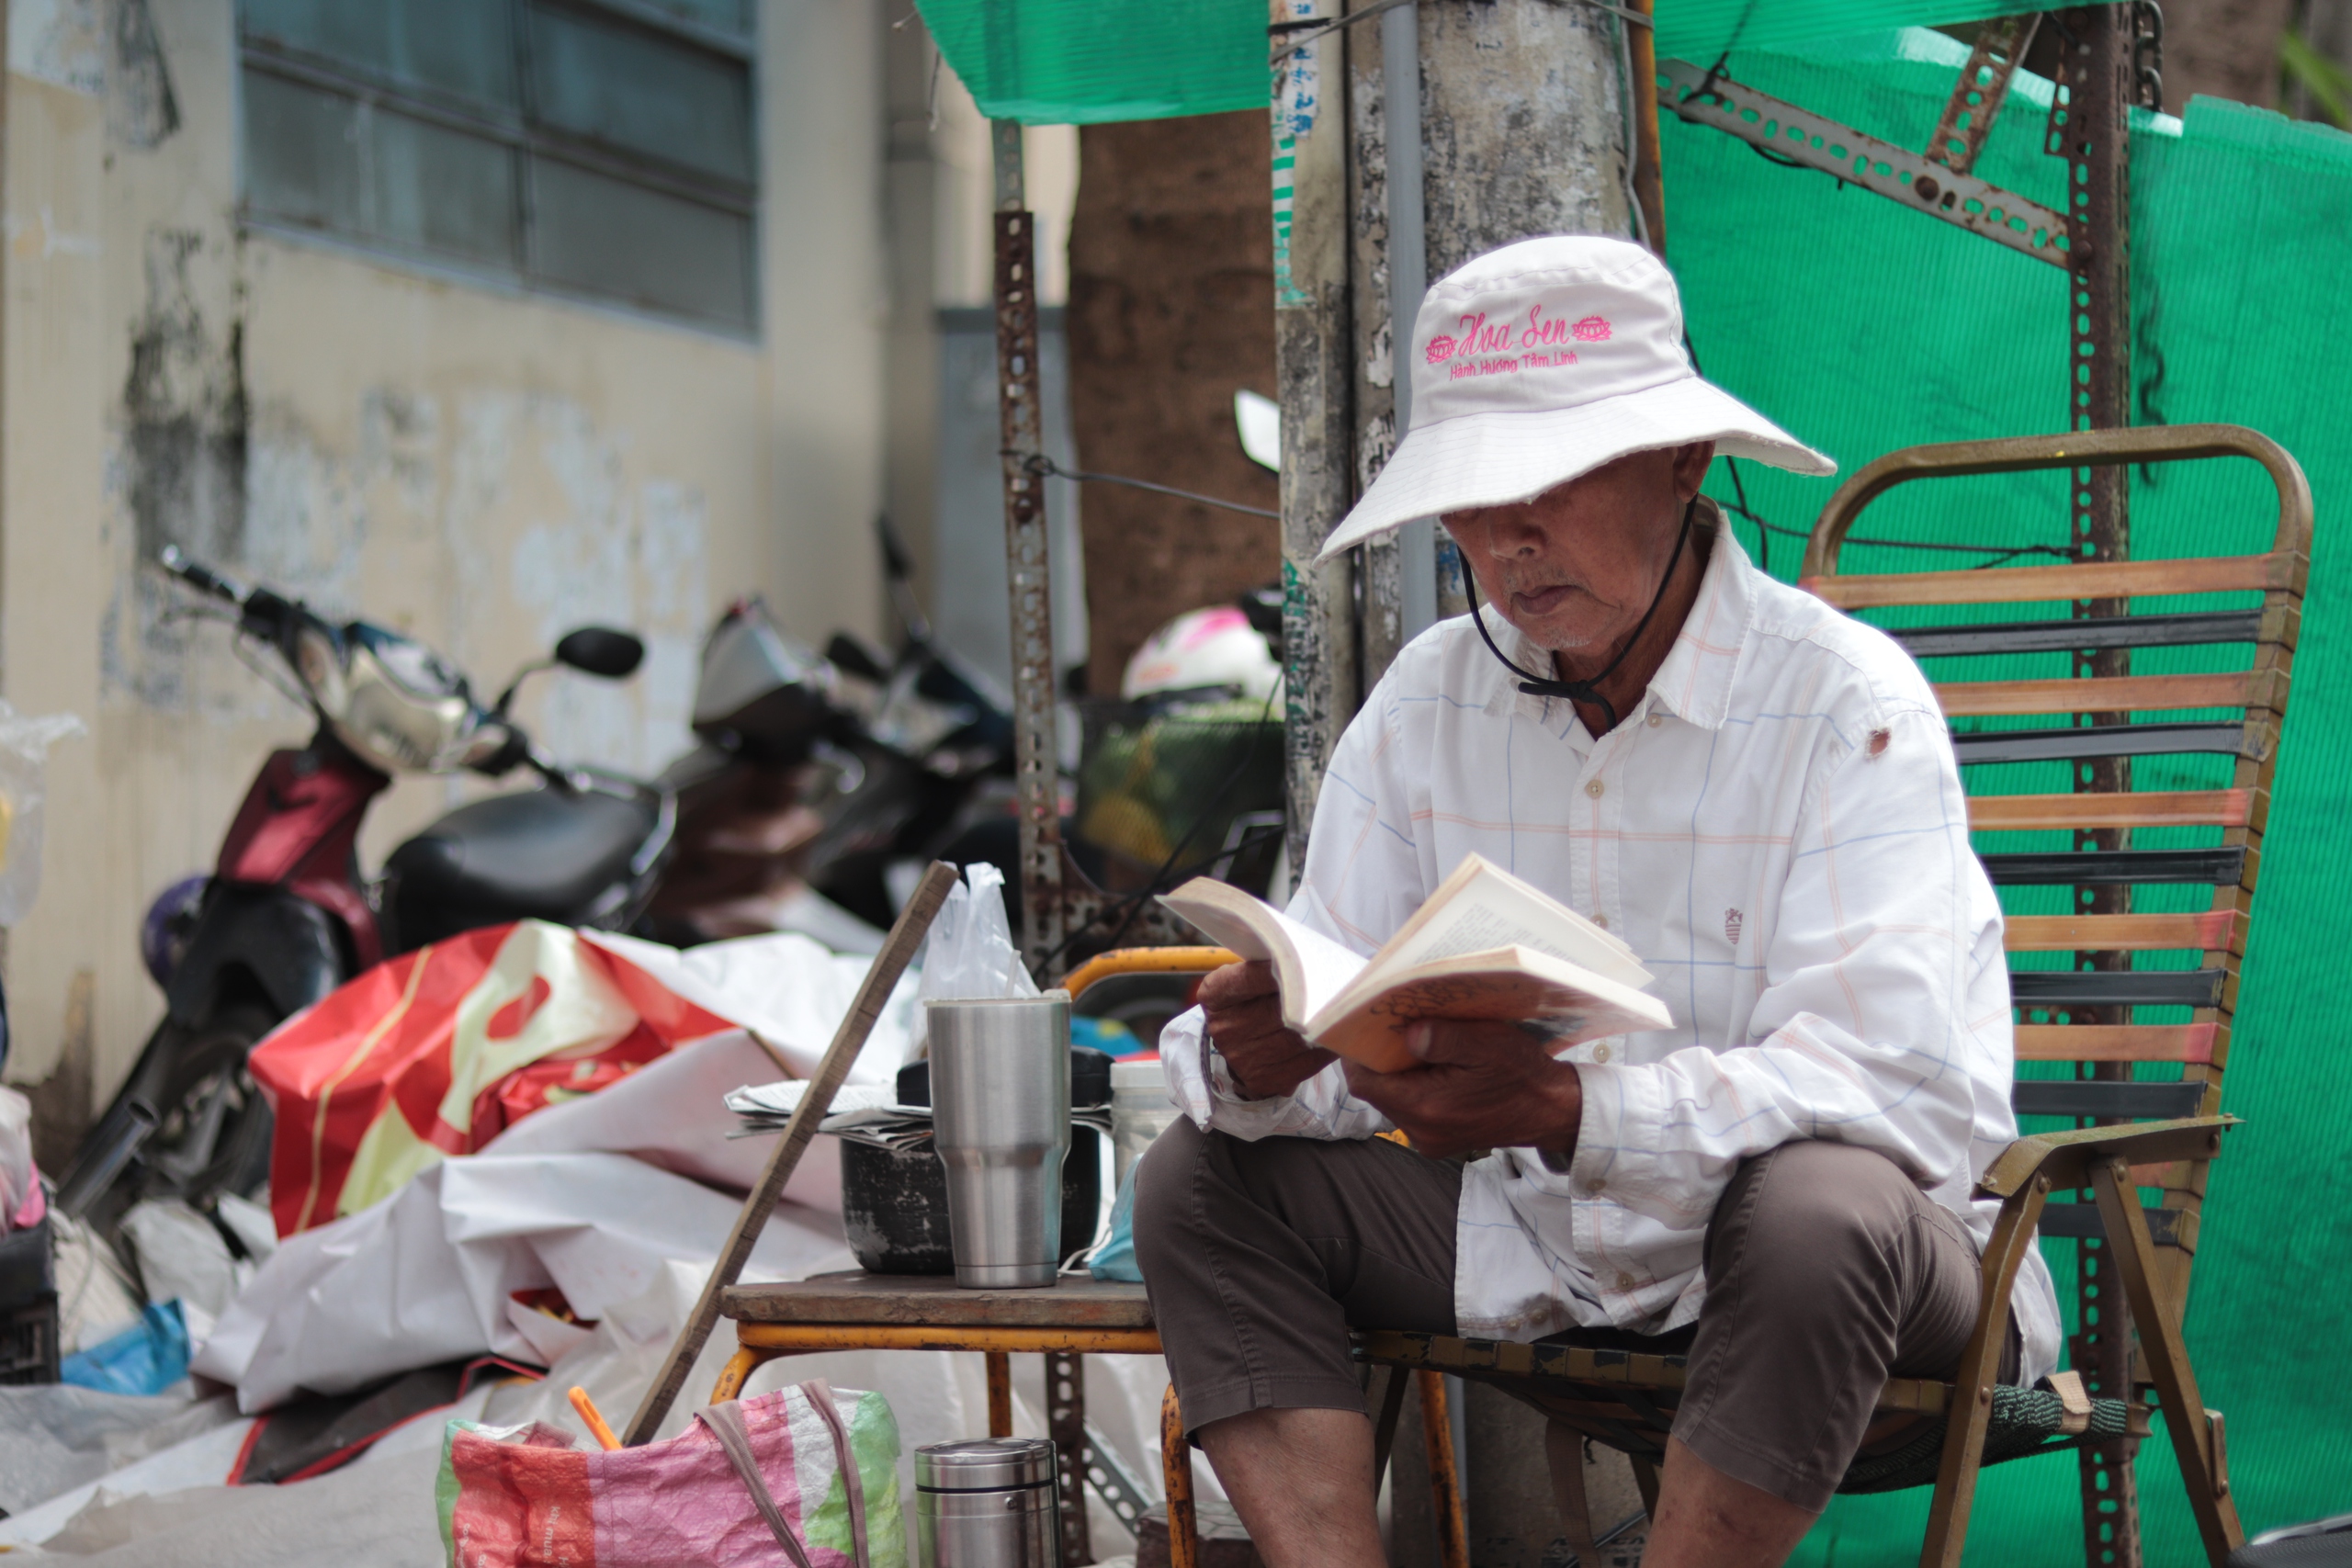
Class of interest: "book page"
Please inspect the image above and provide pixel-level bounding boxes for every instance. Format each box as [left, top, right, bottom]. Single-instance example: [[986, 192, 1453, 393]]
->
[[1373, 857, 1651, 990], [1158, 880, 1370, 1031], [1261, 909, 1374, 1022]]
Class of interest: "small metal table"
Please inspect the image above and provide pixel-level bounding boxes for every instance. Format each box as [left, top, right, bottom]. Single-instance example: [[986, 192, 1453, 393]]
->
[[715, 1271, 1188, 1568]]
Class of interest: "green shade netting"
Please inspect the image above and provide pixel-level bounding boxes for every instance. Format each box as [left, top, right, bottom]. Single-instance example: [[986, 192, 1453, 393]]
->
[[1663, 28, 2352, 1562], [913, 0, 2042, 124]]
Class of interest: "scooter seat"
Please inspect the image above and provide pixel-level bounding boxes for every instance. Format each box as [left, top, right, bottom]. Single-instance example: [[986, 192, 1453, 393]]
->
[[385, 786, 655, 949]]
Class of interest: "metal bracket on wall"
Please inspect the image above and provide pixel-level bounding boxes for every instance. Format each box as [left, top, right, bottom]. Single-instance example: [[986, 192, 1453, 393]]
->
[[1660, 58, 2073, 268]]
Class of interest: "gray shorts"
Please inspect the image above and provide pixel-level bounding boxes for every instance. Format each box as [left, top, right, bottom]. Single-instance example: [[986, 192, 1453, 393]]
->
[[1131, 1122, 2016, 1511]]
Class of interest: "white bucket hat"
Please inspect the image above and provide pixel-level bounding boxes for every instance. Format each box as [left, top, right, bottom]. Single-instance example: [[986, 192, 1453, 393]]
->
[[1317, 235, 1834, 562]]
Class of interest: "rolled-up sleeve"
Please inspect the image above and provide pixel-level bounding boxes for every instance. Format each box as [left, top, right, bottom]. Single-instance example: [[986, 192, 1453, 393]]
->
[[1159, 1006, 1393, 1141], [1567, 705, 1991, 1230]]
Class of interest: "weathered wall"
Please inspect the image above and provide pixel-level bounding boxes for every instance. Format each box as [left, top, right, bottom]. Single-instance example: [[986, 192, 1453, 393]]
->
[[1, 0, 894, 1129], [1067, 111, 1277, 697]]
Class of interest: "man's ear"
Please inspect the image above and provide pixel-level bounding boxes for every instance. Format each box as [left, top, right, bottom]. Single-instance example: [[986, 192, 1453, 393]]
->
[[1672, 441, 1717, 500]]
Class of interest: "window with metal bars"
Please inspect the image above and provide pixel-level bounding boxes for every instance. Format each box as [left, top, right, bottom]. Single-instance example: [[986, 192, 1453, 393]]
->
[[239, 0, 758, 333]]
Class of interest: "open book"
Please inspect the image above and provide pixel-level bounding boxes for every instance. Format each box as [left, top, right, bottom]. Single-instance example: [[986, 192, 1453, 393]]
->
[[1159, 853, 1671, 1073]]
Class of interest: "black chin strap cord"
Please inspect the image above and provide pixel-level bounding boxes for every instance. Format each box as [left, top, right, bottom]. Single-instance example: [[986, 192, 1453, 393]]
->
[[1464, 498, 1696, 732]]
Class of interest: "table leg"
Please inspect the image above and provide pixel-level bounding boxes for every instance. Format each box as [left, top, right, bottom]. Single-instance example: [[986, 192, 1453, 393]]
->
[[1161, 1384, 1198, 1568], [987, 1350, 1013, 1438], [1047, 1350, 1091, 1567]]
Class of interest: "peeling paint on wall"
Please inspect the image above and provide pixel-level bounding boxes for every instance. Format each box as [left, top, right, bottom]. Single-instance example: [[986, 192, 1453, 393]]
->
[[122, 229, 245, 572], [10, 0, 106, 96], [245, 412, 367, 616], [505, 400, 708, 776], [8, 0, 178, 146], [106, 230, 249, 710], [107, 0, 180, 151]]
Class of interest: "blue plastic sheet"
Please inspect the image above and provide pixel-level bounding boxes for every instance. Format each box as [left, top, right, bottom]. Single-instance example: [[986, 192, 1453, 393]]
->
[[1088, 1157, 1145, 1283], [61, 1301, 189, 1396]]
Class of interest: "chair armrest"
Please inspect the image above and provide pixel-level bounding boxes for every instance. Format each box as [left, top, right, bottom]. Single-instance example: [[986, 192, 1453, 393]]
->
[[1978, 1115, 2239, 1199]]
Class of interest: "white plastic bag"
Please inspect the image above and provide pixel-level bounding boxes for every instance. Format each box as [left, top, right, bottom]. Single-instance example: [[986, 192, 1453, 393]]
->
[[0, 700, 84, 926], [912, 863, 1036, 1055], [0, 1085, 34, 1231]]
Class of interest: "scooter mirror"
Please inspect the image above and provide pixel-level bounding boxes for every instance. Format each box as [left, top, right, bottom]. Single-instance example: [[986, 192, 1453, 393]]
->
[[554, 626, 645, 680]]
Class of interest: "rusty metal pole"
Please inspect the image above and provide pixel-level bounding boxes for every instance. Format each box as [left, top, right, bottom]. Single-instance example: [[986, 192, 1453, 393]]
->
[[1627, 0, 1666, 254], [991, 121, 1067, 976], [2048, 10, 2142, 1566]]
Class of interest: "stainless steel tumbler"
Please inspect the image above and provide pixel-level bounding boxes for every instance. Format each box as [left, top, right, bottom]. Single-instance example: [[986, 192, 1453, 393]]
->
[[925, 992, 1071, 1288], [914, 1438, 1058, 1567]]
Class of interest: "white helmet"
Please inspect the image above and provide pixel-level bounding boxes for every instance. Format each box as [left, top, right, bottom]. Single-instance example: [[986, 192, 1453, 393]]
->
[[1121, 607, 1281, 704]]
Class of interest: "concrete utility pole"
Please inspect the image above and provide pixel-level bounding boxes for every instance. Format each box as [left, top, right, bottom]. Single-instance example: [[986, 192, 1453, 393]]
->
[[1276, 0, 1639, 880], [1274, 3, 1649, 1559]]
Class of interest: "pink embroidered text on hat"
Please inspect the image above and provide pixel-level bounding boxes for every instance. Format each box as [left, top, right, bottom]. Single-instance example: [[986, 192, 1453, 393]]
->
[[1316, 235, 1836, 562]]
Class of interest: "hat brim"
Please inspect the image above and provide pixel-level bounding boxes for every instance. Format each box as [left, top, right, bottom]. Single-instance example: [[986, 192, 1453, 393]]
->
[[1316, 375, 1835, 562]]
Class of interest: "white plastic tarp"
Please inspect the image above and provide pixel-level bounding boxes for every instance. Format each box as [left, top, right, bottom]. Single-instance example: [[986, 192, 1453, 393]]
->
[[191, 1028, 868, 1412]]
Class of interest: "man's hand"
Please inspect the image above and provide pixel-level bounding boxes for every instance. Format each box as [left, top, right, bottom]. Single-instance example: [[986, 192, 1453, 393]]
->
[[1200, 961, 1336, 1100], [1343, 1020, 1584, 1163]]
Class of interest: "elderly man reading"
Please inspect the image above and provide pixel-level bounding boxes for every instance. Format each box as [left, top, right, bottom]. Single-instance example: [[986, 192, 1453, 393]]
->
[[1132, 236, 2059, 1568]]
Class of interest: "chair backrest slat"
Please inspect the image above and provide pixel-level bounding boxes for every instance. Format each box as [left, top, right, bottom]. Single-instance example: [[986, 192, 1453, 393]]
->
[[1935, 669, 2282, 718], [2013, 1081, 2207, 1120], [2013, 1023, 2218, 1064], [1807, 548, 2303, 610], [1891, 609, 2267, 659], [2010, 971, 2223, 1009], [1979, 847, 2245, 886], [2003, 910, 2243, 953], [1970, 790, 2254, 832], [1951, 722, 2251, 766]]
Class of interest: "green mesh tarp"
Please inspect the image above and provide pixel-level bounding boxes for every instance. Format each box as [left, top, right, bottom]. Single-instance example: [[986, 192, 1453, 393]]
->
[[913, 0, 2043, 124], [1662, 28, 2352, 1560]]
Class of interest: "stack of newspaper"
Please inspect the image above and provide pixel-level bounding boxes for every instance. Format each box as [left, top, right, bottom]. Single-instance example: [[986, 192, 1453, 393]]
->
[[725, 1079, 1114, 1149]]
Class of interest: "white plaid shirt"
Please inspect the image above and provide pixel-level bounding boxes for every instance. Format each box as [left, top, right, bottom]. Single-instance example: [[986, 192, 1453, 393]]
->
[[1162, 519, 2060, 1383]]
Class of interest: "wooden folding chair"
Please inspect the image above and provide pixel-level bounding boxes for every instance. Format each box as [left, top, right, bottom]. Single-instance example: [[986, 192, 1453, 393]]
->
[[1360, 422, 2306, 1566]]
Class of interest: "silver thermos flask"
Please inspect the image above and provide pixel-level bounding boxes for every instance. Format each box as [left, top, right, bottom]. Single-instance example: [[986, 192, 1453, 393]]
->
[[925, 993, 1071, 1288], [914, 1438, 1059, 1567]]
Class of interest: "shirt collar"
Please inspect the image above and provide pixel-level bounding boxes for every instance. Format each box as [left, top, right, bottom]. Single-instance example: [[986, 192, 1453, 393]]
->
[[1486, 495, 1758, 733]]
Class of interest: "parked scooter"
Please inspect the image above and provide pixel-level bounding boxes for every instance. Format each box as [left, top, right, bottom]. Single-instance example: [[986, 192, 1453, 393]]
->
[[647, 523, 1285, 957], [643, 520, 1023, 945], [58, 548, 672, 1226]]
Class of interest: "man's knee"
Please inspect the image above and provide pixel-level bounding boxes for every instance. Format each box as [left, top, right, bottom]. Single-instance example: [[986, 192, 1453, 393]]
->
[[1708, 1140, 1922, 1288]]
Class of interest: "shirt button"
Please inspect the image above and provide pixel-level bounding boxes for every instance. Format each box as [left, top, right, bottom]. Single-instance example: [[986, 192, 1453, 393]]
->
[[1585, 778, 1604, 798], [1590, 1043, 1611, 1063], [1586, 1178, 1606, 1196], [1590, 914, 1608, 931], [1646, 712, 1663, 728], [1616, 1272, 1636, 1292]]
